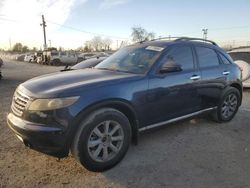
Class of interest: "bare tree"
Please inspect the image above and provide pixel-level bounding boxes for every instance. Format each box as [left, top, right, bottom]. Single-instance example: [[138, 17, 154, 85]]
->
[[131, 26, 147, 42], [103, 38, 112, 50], [84, 41, 92, 52], [120, 40, 129, 48], [146, 32, 156, 41], [91, 36, 102, 51], [131, 26, 156, 42]]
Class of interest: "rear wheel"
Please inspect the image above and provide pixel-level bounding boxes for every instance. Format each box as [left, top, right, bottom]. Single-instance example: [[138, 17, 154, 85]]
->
[[71, 108, 131, 172], [212, 87, 240, 122]]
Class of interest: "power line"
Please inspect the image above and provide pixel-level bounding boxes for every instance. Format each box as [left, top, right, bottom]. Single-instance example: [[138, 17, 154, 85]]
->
[[0, 17, 18, 22], [0, 15, 128, 40], [210, 25, 250, 31], [177, 25, 250, 36], [46, 20, 129, 40]]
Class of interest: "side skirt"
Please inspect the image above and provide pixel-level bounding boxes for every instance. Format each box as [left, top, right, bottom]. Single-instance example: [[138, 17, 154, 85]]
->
[[138, 107, 217, 132]]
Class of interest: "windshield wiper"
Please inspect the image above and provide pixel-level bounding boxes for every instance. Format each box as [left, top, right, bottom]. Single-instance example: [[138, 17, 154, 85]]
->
[[96, 67, 115, 71], [97, 67, 133, 73], [61, 65, 73, 72]]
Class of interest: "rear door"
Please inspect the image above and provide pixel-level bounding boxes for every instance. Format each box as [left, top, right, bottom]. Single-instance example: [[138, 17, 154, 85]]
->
[[195, 46, 227, 108]]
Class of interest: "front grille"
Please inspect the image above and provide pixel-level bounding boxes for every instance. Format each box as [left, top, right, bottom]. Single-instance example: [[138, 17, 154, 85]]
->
[[11, 90, 30, 117]]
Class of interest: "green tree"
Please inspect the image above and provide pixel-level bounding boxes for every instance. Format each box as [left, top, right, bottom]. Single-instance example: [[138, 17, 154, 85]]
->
[[12, 43, 23, 52], [22, 46, 29, 52], [32, 47, 38, 52]]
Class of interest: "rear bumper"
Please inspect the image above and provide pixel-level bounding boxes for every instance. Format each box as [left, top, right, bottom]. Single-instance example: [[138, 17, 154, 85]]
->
[[7, 113, 69, 158]]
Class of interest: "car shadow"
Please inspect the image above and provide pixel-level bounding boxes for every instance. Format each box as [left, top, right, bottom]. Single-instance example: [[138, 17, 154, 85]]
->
[[101, 116, 221, 187]]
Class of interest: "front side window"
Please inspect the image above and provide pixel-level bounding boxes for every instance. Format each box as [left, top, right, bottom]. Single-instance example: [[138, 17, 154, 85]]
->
[[161, 46, 194, 71], [96, 45, 164, 74], [196, 47, 219, 68]]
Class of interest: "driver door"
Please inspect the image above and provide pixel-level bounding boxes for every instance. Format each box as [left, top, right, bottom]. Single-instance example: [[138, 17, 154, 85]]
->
[[144, 45, 202, 126]]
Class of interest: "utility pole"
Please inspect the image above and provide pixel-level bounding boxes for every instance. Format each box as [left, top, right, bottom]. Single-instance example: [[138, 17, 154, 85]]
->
[[9, 37, 12, 50], [202, 28, 208, 40], [40, 15, 47, 49]]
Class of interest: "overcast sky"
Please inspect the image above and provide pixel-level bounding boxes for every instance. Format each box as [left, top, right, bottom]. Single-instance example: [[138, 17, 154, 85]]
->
[[0, 0, 250, 50]]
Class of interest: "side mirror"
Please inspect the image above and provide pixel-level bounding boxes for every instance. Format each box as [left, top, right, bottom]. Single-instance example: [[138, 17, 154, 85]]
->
[[159, 62, 182, 74]]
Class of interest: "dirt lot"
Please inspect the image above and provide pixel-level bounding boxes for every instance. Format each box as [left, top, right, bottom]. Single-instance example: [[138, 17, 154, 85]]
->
[[0, 59, 250, 188]]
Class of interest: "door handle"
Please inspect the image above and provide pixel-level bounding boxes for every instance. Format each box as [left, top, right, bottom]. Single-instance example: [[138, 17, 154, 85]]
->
[[190, 75, 201, 80], [223, 71, 230, 75]]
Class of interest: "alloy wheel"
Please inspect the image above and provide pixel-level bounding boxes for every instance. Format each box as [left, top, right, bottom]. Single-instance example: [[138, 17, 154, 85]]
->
[[87, 120, 124, 162], [221, 93, 238, 119]]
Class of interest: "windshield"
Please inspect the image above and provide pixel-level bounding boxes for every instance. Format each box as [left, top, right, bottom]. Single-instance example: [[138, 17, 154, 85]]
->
[[95, 46, 164, 74]]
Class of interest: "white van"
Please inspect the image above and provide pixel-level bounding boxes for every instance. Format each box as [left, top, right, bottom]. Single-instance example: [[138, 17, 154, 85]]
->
[[49, 51, 78, 65]]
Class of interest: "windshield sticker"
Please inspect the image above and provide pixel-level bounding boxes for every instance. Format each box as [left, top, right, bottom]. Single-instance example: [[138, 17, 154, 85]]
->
[[146, 46, 164, 52]]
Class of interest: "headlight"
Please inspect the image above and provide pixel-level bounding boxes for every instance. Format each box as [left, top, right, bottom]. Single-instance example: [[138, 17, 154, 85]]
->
[[28, 96, 79, 111]]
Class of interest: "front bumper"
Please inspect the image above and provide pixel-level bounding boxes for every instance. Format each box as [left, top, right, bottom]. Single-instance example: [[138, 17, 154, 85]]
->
[[7, 113, 69, 158]]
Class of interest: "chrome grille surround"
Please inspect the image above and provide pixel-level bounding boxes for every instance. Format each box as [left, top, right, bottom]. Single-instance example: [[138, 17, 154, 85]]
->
[[11, 90, 31, 117]]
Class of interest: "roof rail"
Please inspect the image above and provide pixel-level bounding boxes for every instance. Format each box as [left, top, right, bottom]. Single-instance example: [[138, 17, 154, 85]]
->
[[136, 36, 218, 46], [137, 36, 183, 43], [175, 37, 218, 46]]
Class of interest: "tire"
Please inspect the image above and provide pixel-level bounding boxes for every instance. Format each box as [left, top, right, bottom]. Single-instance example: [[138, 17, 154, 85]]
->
[[71, 108, 131, 172], [212, 87, 240, 122], [52, 59, 61, 66]]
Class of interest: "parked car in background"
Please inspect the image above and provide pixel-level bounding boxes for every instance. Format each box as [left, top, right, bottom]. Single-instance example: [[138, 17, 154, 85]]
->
[[39, 50, 78, 65], [24, 54, 35, 62], [35, 51, 43, 64], [7, 37, 242, 172], [77, 53, 96, 63], [15, 54, 25, 61], [90, 52, 109, 59], [68, 57, 107, 70]]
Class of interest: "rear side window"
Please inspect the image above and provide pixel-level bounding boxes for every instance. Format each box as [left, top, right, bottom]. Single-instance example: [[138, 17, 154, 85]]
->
[[196, 47, 219, 68], [163, 46, 194, 71], [218, 53, 231, 64]]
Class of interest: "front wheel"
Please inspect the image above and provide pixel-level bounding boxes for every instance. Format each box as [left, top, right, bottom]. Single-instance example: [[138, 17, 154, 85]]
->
[[71, 108, 131, 172], [212, 87, 240, 122]]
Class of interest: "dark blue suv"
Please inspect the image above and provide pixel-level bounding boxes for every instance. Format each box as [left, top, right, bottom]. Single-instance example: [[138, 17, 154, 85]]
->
[[7, 37, 242, 171]]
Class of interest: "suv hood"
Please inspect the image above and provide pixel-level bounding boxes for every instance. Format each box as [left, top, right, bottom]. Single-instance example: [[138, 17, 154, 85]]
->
[[20, 68, 140, 98]]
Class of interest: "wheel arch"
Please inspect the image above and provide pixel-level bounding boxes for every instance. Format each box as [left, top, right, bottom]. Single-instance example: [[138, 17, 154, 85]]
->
[[230, 82, 242, 105], [68, 99, 140, 151]]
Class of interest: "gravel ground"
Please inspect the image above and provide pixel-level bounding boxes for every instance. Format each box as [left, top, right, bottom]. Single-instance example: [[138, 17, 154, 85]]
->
[[0, 59, 250, 188]]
